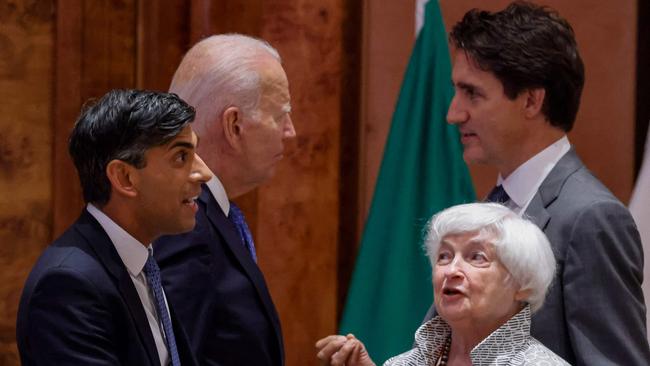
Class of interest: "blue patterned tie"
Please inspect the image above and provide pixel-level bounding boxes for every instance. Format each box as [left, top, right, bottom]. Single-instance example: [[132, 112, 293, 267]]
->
[[143, 251, 181, 366], [228, 202, 258, 262], [486, 184, 511, 204]]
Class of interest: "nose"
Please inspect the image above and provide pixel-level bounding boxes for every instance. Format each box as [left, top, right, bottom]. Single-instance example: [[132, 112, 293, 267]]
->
[[190, 154, 212, 183], [443, 256, 464, 278], [283, 114, 296, 139], [446, 93, 468, 125]]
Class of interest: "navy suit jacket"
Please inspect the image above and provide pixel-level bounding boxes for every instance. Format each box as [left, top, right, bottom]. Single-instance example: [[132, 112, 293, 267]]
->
[[154, 185, 284, 365], [16, 210, 197, 366], [423, 149, 650, 365]]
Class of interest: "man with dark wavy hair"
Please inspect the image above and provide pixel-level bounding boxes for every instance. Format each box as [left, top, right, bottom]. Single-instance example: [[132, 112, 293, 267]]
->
[[17, 89, 211, 365], [317, 3, 648, 366], [436, 2, 648, 364]]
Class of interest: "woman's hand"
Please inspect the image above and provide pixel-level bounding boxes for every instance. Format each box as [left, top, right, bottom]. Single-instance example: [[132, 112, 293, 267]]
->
[[315, 334, 376, 366]]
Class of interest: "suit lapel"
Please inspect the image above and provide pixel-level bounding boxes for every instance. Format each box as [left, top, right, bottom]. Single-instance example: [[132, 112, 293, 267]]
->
[[524, 148, 584, 230], [169, 305, 197, 366], [199, 185, 284, 354], [75, 210, 160, 366], [200, 187, 258, 275], [524, 193, 551, 230]]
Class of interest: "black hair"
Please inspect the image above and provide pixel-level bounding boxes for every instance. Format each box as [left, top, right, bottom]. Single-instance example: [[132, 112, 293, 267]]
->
[[450, 1, 585, 131], [68, 89, 195, 206]]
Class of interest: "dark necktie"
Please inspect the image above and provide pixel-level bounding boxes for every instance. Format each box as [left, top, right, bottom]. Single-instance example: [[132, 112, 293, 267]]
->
[[228, 202, 258, 262], [486, 184, 511, 204], [143, 251, 181, 366]]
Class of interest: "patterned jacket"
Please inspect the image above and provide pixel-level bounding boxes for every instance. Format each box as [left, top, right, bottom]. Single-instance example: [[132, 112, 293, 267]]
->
[[384, 306, 569, 365]]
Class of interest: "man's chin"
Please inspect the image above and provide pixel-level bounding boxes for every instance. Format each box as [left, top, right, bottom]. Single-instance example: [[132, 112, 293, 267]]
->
[[181, 219, 197, 233], [260, 166, 277, 182], [164, 219, 197, 236], [462, 150, 487, 165]]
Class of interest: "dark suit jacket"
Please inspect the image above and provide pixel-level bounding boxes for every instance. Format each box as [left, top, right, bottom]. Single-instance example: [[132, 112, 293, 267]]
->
[[154, 184, 284, 366], [423, 149, 649, 365], [16, 210, 197, 366]]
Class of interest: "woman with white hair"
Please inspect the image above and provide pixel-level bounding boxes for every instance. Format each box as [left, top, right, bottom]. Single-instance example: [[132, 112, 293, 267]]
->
[[316, 203, 569, 365]]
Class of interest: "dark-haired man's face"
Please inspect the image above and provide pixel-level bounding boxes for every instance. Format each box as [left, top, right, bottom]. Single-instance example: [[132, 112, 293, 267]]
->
[[131, 125, 212, 241], [447, 50, 531, 176]]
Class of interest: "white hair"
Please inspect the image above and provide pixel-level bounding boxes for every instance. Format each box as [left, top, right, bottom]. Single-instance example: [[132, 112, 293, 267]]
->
[[424, 202, 556, 312], [169, 33, 281, 136]]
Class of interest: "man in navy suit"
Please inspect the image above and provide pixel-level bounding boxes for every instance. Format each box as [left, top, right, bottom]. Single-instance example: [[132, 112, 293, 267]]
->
[[154, 34, 296, 365], [17, 89, 212, 365]]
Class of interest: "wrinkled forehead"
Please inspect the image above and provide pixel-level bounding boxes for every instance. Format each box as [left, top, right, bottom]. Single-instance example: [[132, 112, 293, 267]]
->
[[258, 61, 291, 108], [259, 60, 289, 91], [439, 229, 497, 250]]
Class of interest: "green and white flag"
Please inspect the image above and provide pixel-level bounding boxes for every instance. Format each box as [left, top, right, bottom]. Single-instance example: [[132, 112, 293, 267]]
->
[[339, 1, 476, 363]]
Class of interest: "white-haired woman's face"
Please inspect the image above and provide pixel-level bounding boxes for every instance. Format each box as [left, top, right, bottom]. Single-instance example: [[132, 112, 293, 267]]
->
[[433, 231, 526, 332]]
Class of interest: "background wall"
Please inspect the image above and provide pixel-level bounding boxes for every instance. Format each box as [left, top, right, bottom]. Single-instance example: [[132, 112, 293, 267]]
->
[[0, 0, 640, 364], [0, 1, 54, 364]]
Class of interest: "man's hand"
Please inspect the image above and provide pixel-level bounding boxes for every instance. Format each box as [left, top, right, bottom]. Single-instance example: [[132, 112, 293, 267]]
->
[[315, 334, 376, 366]]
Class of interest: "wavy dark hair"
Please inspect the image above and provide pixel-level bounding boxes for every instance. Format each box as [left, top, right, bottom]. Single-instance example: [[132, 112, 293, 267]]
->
[[68, 89, 195, 206], [450, 1, 584, 132]]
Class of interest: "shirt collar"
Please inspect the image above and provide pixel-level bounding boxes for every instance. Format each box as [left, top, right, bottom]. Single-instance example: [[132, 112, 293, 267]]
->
[[86, 203, 150, 277], [205, 175, 230, 216], [498, 136, 571, 212], [416, 305, 532, 364], [469, 305, 531, 362], [414, 313, 451, 362]]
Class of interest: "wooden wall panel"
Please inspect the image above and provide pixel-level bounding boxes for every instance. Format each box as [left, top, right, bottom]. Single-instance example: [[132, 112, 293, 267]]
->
[[638, 0, 650, 174], [0, 0, 55, 364], [189, 0, 263, 43], [53, 0, 138, 237], [358, 0, 416, 230], [566, 0, 637, 203], [336, 0, 362, 320], [256, 2, 345, 364], [136, 0, 191, 91]]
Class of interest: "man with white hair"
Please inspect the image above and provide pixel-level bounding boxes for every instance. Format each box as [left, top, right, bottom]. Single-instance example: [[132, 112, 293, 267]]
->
[[154, 34, 296, 366]]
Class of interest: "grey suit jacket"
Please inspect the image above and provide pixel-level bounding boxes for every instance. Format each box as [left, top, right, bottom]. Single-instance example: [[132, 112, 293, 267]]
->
[[423, 149, 649, 365]]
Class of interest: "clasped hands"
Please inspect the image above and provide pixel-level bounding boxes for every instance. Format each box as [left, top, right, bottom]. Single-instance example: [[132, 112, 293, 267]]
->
[[315, 334, 376, 366]]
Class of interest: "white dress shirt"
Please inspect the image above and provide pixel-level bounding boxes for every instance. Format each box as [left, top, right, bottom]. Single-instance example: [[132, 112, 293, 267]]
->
[[497, 136, 571, 215], [205, 175, 259, 261], [205, 175, 230, 216], [87, 203, 171, 366]]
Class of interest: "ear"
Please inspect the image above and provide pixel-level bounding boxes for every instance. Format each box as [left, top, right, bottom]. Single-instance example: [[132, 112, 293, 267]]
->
[[222, 106, 244, 150], [523, 88, 546, 119], [105, 160, 138, 199], [514, 288, 533, 302]]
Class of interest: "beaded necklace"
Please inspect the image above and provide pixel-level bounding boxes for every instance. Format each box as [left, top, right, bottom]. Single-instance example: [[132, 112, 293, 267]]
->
[[435, 335, 451, 366]]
